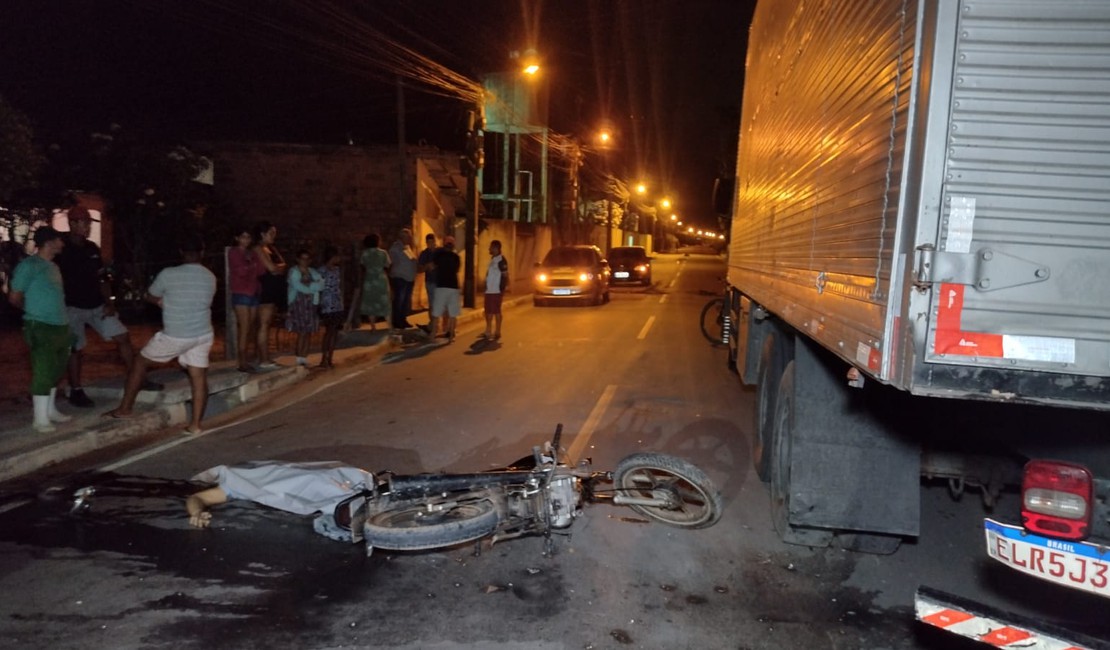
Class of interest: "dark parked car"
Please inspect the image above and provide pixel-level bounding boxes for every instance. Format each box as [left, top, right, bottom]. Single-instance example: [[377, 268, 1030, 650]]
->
[[608, 246, 652, 286], [533, 245, 611, 306]]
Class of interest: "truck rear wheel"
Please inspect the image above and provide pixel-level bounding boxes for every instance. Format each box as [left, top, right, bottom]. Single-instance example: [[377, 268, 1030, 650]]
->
[[770, 362, 832, 548], [753, 330, 789, 482]]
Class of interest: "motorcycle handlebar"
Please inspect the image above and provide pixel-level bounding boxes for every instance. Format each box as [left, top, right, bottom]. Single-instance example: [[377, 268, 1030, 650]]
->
[[551, 423, 563, 461]]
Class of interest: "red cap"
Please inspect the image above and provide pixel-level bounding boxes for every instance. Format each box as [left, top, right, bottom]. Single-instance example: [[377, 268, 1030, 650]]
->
[[68, 206, 99, 222]]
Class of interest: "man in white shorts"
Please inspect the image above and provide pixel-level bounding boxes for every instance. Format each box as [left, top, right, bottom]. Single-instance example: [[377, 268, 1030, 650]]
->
[[106, 233, 216, 434], [429, 236, 461, 342]]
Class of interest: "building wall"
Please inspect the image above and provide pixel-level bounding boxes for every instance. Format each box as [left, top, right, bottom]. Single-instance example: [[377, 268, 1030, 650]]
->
[[201, 142, 644, 316], [202, 142, 451, 255]]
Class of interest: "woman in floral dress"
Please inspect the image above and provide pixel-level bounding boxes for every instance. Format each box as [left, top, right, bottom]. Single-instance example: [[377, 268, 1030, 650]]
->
[[357, 233, 390, 331]]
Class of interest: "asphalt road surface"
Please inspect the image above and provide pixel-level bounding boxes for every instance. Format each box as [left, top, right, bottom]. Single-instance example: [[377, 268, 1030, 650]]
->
[[0, 253, 1105, 649]]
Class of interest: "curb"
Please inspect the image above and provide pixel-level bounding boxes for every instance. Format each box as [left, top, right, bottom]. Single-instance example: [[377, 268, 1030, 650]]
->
[[0, 366, 310, 484]]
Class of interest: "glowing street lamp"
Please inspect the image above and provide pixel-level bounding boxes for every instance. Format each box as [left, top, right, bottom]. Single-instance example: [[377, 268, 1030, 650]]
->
[[635, 183, 647, 195], [660, 198, 672, 209], [515, 48, 541, 76], [670, 214, 677, 221]]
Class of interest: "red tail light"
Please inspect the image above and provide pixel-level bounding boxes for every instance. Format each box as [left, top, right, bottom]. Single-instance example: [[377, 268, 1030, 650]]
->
[[1022, 460, 1092, 541]]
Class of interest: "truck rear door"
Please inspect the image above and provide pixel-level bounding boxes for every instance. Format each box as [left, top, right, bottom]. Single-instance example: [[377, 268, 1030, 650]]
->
[[916, 0, 1110, 408]]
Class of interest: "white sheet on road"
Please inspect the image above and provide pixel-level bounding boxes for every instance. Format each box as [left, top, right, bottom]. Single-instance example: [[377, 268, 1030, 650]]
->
[[193, 461, 372, 515]]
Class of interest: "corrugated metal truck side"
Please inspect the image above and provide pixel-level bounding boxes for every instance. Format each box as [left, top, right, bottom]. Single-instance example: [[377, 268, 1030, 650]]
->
[[726, 0, 1110, 642]]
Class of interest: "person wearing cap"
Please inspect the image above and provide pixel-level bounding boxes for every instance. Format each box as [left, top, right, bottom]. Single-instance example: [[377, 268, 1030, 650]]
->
[[105, 232, 216, 435], [429, 235, 462, 342], [8, 226, 74, 432], [55, 206, 160, 408]]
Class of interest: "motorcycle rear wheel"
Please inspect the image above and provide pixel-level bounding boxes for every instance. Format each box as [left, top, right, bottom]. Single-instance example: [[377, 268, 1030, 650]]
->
[[613, 453, 723, 529], [363, 495, 499, 551]]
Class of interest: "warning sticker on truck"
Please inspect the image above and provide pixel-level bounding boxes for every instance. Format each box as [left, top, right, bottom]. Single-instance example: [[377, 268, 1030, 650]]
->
[[1002, 335, 1076, 364], [933, 283, 1076, 365], [945, 196, 975, 254]]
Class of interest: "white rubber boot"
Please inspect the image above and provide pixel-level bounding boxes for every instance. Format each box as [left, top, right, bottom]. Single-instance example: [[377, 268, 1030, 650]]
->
[[33, 395, 56, 433], [48, 388, 72, 423]]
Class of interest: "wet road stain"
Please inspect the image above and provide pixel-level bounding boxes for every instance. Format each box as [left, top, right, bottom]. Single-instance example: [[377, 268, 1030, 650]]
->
[[0, 473, 384, 649]]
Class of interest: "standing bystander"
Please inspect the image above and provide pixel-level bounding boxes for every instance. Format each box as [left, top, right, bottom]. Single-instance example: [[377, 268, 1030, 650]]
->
[[227, 227, 261, 373], [55, 206, 160, 408], [316, 245, 345, 369], [254, 221, 287, 369], [105, 233, 216, 435], [388, 228, 418, 330], [429, 236, 462, 342], [8, 227, 73, 432], [417, 231, 437, 323], [356, 234, 390, 331], [416, 233, 438, 332], [481, 240, 510, 340], [285, 249, 324, 367]]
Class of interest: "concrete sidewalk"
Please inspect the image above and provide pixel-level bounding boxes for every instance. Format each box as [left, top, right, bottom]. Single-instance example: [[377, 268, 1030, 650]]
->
[[0, 295, 528, 484]]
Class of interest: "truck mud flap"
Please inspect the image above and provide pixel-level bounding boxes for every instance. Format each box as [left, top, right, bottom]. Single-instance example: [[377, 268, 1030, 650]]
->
[[786, 338, 920, 537], [915, 586, 1109, 650]]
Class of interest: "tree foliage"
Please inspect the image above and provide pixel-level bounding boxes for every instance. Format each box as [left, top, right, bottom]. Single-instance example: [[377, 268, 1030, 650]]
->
[[44, 124, 210, 289], [0, 96, 44, 204]]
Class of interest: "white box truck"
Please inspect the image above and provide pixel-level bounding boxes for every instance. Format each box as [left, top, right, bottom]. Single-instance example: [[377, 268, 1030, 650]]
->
[[725, 0, 1109, 645]]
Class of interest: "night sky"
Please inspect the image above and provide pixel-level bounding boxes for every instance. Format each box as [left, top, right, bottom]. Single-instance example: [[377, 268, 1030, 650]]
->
[[1, 0, 755, 227]]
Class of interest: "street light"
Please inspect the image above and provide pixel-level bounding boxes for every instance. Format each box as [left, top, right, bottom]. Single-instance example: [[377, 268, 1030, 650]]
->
[[517, 48, 541, 76]]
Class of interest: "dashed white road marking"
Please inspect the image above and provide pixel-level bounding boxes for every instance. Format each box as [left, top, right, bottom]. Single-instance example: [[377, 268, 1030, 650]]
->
[[566, 384, 617, 461]]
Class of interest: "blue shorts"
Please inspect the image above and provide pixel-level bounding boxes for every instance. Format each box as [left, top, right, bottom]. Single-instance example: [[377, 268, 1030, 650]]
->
[[232, 293, 260, 308]]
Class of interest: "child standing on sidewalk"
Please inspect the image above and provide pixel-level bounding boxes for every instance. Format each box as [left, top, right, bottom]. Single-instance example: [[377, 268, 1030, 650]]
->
[[316, 246, 345, 369], [286, 249, 324, 367]]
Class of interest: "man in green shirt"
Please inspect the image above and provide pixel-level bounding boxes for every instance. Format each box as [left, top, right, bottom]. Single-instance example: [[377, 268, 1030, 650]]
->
[[8, 226, 75, 432]]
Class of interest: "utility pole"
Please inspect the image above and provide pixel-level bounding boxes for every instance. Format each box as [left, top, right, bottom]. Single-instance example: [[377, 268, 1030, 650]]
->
[[397, 77, 406, 225], [606, 198, 613, 256], [463, 107, 484, 308]]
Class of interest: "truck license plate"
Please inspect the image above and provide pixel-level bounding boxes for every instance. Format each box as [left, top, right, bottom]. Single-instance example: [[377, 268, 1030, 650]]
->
[[553, 289, 573, 296], [614, 271, 630, 279], [984, 518, 1110, 599]]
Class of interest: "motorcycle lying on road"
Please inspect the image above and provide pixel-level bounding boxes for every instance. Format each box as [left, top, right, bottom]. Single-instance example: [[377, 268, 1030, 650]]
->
[[336, 424, 723, 556]]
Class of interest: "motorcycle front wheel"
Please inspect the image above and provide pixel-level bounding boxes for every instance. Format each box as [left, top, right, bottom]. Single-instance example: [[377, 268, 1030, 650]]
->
[[613, 453, 723, 529], [363, 495, 499, 551]]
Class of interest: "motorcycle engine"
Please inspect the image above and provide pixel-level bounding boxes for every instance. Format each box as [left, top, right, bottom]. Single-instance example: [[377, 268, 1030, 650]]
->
[[546, 476, 581, 529]]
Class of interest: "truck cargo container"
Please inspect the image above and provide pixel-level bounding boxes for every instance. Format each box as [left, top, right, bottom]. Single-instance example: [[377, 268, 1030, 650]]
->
[[724, 0, 1110, 644]]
